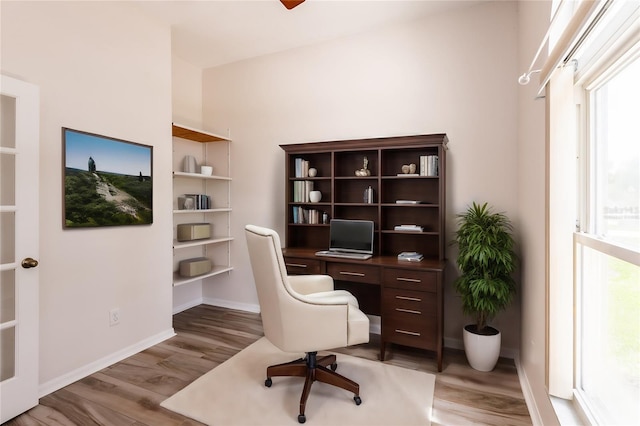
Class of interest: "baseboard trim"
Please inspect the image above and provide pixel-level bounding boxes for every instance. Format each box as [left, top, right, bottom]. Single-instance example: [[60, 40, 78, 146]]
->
[[367, 314, 381, 335], [444, 336, 464, 351], [202, 297, 261, 313], [173, 297, 204, 314], [444, 336, 517, 359], [38, 328, 176, 398], [514, 354, 544, 426]]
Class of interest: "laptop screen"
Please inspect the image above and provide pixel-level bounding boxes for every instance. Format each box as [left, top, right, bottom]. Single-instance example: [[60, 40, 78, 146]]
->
[[329, 219, 374, 254]]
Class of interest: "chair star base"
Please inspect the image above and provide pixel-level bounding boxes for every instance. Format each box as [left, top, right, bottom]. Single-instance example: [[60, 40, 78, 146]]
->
[[265, 352, 362, 423]]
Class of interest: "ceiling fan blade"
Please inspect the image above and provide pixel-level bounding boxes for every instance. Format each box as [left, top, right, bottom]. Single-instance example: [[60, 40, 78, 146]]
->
[[280, 0, 305, 10]]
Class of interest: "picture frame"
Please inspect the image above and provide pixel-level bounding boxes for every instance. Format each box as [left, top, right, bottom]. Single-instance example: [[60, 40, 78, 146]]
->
[[63, 127, 153, 228]]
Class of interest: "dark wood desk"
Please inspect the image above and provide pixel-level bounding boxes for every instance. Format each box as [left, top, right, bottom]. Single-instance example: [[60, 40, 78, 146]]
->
[[282, 247, 444, 371]]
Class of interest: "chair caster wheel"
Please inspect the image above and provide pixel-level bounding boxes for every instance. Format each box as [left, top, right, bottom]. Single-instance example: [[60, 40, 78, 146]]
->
[[298, 414, 306, 423], [331, 363, 337, 371], [265, 378, 272, 387], [354, 396, 362, 405]]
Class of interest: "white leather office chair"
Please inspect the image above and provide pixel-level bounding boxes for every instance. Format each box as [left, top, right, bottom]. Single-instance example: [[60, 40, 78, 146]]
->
[[244, 224, 370, 424]]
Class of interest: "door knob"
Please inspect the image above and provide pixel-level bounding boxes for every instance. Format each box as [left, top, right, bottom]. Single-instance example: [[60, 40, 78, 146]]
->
[[21, 257, 39, 268]]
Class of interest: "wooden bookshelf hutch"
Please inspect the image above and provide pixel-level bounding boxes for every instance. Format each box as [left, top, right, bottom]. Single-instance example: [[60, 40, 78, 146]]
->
[[280, 134, 448, 370]]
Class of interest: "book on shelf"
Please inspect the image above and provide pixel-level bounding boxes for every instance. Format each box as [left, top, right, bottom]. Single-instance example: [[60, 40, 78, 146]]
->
[[394, 224, 424, 232], [292, 206, 322, 224], [397, 251, 424, 262], [395, 200, 423, 204], [184, 194, 212, 210], [419, 155, 439, 176], [396, 173, 420, 177], [294, 157, 310, 178], [292, 180, 314, 202]]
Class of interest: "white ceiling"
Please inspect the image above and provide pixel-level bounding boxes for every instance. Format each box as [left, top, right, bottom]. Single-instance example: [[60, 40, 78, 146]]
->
[[133, 0, 483, 68]]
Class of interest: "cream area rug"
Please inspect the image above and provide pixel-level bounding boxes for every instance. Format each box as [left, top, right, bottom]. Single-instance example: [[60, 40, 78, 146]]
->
[[161, 337, 435, 425]]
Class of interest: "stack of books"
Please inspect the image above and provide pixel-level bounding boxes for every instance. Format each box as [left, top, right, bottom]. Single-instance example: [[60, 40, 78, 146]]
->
[[292, 180, 314, 202], [420, 155, 439, 176], [294, 158, 310, 178], [292, 207, 322, 224], [394, 224, 424, 232], [397, 252, 424, 262], [183, 194, 212, 210]]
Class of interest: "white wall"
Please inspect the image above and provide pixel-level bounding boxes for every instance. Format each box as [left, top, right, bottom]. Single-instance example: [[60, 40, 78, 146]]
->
[[1, 1, 174, 391], [201, 1, 522, 351], [171, 56, 205, 312], [172, 56, 204, 129]]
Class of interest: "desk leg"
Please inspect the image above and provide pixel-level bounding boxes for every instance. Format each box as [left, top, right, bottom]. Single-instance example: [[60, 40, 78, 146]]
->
[[380, 340, 386, 361]]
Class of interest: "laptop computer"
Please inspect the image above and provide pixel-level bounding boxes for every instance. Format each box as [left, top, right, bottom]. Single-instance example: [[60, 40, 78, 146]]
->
[[315, 219, 374, 260]]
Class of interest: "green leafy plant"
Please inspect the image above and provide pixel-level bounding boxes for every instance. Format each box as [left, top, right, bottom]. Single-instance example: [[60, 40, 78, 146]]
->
[[454, 202, 517, 333]]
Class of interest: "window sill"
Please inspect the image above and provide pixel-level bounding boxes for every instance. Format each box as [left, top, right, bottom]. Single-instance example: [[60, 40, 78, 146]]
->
[[551, 396, 583, 425]]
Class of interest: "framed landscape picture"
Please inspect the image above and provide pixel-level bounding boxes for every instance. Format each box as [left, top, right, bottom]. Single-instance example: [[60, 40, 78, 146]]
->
[[63, 128, 153, 228]]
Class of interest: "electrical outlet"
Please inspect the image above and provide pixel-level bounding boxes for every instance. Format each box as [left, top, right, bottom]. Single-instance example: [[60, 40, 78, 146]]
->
[[109, 308, 120, 326]]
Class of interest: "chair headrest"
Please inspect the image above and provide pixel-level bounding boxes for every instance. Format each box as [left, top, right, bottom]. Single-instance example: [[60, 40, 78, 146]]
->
[[245, 224, 276, 238]]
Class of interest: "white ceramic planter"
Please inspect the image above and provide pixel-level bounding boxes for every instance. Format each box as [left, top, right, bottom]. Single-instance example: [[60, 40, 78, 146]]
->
[[462, 325, 501, 372]]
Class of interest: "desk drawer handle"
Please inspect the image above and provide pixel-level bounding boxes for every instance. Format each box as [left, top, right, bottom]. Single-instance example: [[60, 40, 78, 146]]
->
[[286, 263, 308, 268], [397, 277, 421, 283], [395, 308, 422, 315], [395, 295, 422, 302], [339, 271, 365, 277], [395, 329, 421, 336]]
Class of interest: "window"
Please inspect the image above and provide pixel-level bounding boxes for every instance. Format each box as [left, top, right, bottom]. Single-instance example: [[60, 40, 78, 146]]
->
[[543, 1, 640, 423], [588, 57, 640, 251], [575, 52, 640, 425]]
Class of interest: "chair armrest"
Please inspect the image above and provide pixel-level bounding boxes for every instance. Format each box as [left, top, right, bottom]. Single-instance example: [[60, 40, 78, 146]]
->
[[288, 274, 334, 295], [299, 290, 360, 308]]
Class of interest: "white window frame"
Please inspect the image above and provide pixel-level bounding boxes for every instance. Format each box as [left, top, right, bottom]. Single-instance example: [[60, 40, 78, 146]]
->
[[572, 35, 640, 425]]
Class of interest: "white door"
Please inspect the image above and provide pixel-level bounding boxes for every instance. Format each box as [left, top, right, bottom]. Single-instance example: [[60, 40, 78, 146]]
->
[[0, 75, 40, 423]]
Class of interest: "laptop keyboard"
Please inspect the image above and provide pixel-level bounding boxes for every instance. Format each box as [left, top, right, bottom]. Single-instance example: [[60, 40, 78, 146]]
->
[[315, 250, 372, 260]]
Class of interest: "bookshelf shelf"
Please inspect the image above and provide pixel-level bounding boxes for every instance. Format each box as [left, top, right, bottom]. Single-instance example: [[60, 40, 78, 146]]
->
[[173, 236, 234, 250], [173, 171, 232, 181], [172, 266, 234, 287]]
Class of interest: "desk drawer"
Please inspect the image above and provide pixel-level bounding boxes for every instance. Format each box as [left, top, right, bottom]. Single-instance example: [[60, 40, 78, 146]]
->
[[383, 268, 437, 292], [382, 287, 437, 350], [382, 287, 437, 316], [284, 257, 321, 275], [327, 263, 380, 285], [382, 316, 437, 350]]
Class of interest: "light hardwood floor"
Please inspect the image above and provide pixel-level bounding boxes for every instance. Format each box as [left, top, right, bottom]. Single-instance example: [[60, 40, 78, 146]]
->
[[6, 305, 531, 425]]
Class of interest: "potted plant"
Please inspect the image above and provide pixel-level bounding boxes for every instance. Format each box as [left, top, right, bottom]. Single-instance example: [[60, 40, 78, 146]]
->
[[453, 202, 517, 371]]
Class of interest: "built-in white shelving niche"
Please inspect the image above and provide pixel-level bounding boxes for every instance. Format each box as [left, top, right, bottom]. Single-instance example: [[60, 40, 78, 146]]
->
[[171, 123, 232, 288]]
